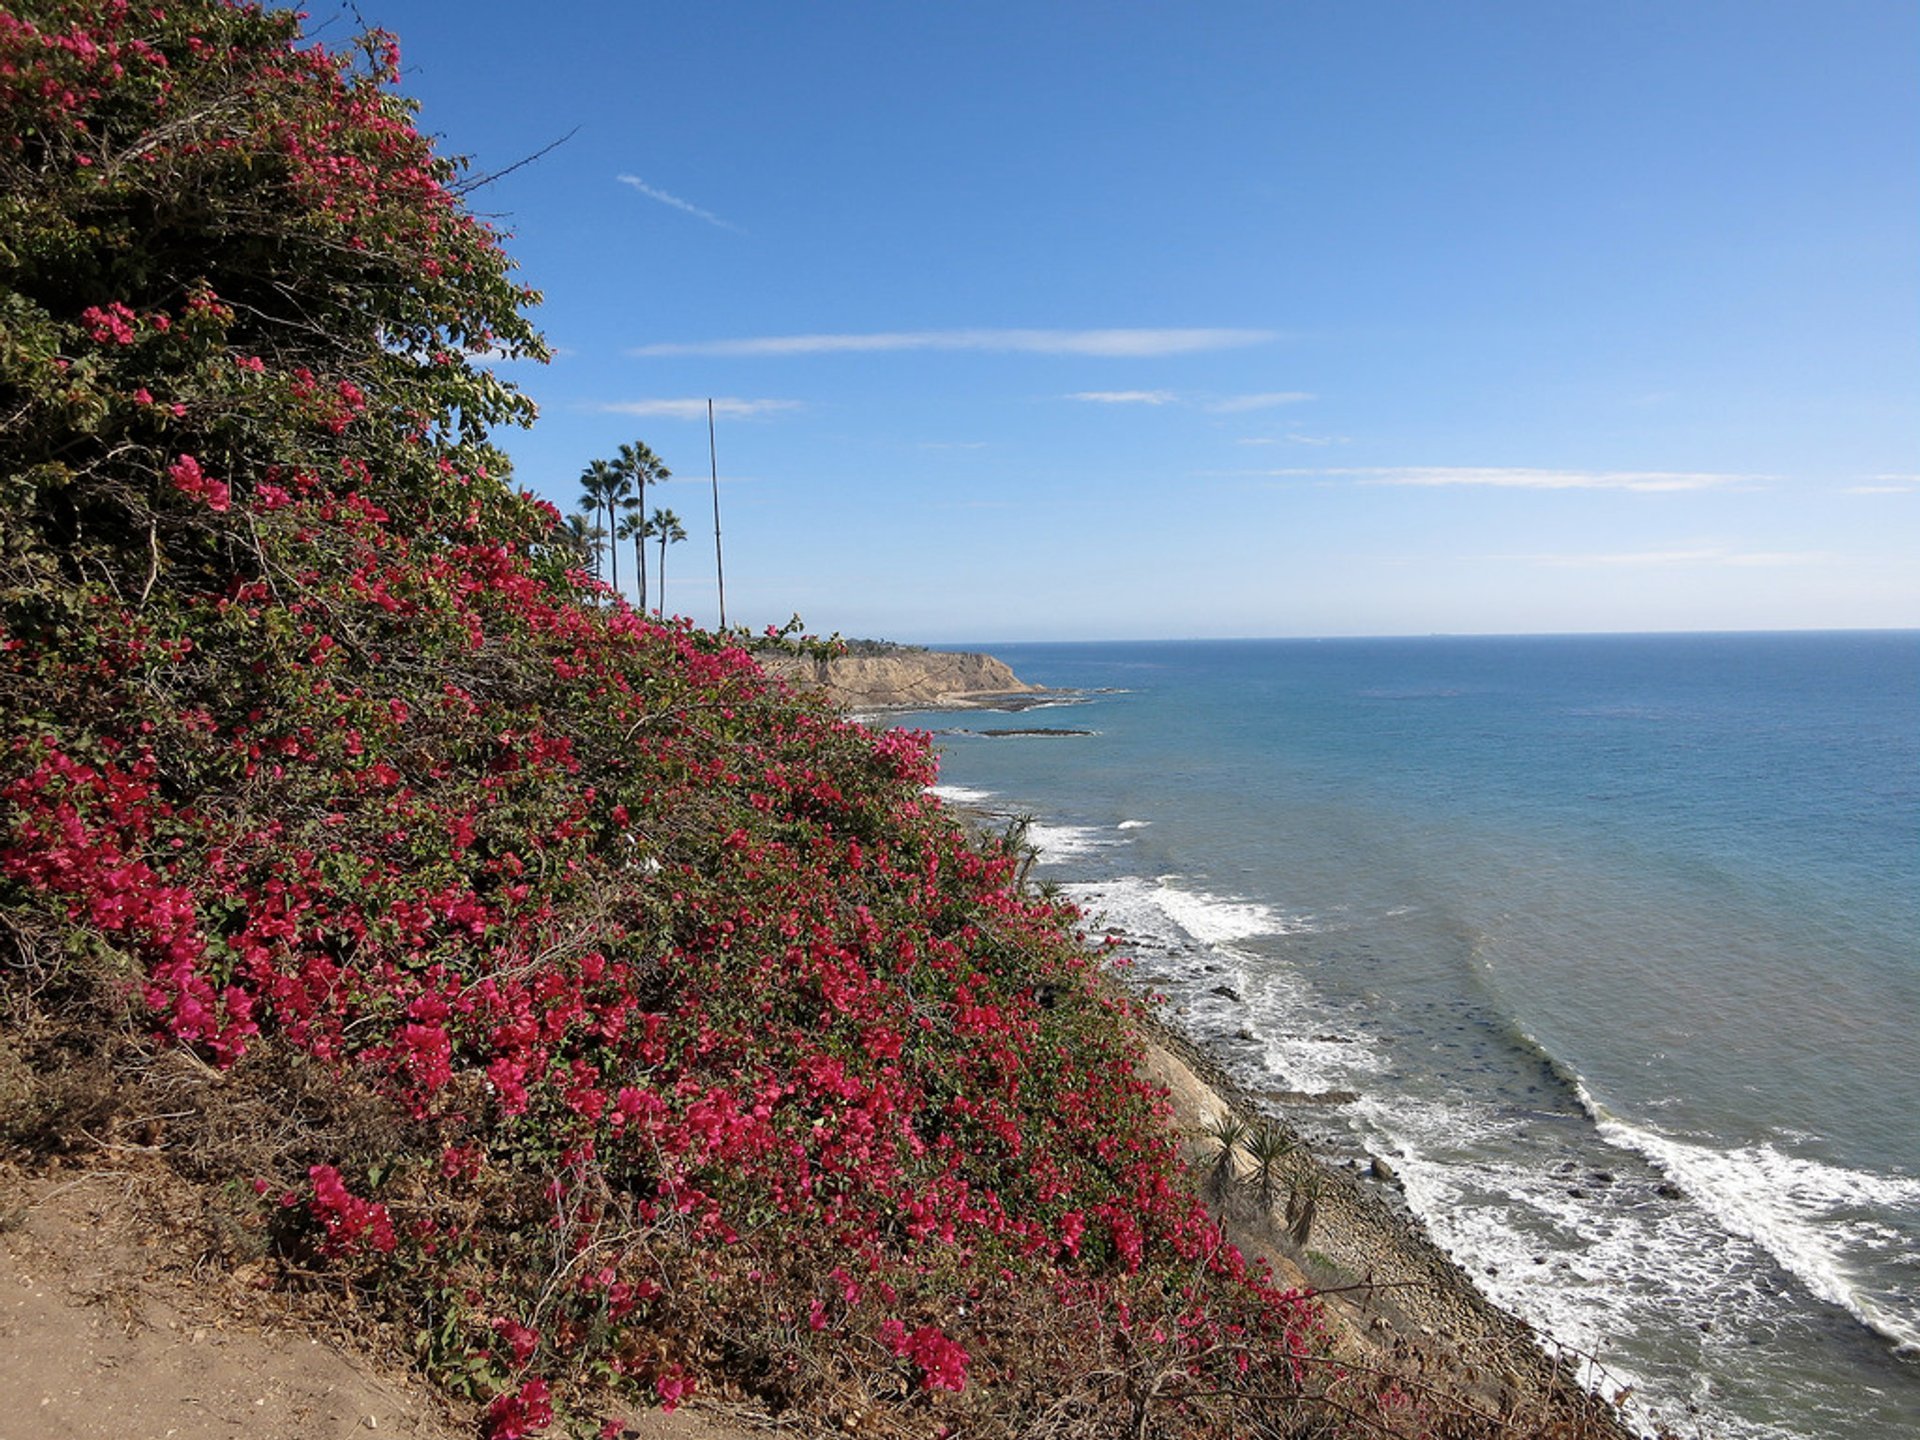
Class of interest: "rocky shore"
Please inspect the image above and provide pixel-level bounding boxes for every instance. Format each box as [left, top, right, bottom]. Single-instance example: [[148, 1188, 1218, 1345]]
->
[[1134, 1014, 1634, 1436]]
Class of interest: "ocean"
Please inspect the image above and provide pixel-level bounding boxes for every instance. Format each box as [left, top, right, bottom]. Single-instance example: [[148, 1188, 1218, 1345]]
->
[[906, 632, 1919, 1440]]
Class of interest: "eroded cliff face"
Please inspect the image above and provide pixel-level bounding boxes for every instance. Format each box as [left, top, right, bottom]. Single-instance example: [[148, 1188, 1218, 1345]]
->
[[758, 649, 1036, 710]]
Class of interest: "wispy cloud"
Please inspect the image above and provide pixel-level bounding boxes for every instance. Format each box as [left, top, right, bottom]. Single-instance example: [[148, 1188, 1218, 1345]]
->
[[1067, 388, 1312, 410], [593, 397, 801, 420], [630, 327, 1275, 359], [1845, 474, 1919, 495], [1274, 466, 1752, 493], [1240, 433, 1350, 447], [1068, 390, 1177, 405], [1204, 391, 1315, 413], [615, 174, 744, 234], [1510, 546, 1827, 568]]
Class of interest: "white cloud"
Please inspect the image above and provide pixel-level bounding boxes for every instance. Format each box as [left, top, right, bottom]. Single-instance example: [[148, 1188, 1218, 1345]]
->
[[1068, 390, 1177, 405], [1277, 466, 1751, 493], [1239, 432, 1350, 447], [629, 327, 1275, 359], [1846, 475, 1919, 494], [594, 397, 801, 419], [1511, 546, 1826, 568], [615, 174, 744, 234], [1204, 391, 1315, 413]]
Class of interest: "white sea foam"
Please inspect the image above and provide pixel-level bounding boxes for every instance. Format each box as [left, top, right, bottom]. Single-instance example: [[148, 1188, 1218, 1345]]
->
[[1026, 822, 1118, 861], [1354, 1091, 1687, 1419], [1255, 1026, 1388, 1091], [929, 783, 995, 805], [1065, 874, 1311, 949], [1003, 696, 1087, 711], [1150, 884, 1295, 945], [1347, 1072, 1920, 1439], [1579, 1095, 1920, 1353], [1117, 819, 1152, 830], [1060, 876, 1381, 1092]]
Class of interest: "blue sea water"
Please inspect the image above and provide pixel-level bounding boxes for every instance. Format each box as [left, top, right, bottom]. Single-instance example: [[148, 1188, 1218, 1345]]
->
[[906, 632, 1920, 1440]]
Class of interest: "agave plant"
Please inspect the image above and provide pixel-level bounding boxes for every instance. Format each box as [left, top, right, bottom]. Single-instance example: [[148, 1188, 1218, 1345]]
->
[[1000, 813, 1042, 888], [1242, 1120, 1297, 1215], [1198, 1110, 1250, 1198], [1287, 1167, 1323, 1247]]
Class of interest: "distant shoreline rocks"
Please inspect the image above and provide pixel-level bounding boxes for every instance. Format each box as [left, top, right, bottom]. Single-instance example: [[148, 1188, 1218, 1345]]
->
[[758, 643, 1044, 711]]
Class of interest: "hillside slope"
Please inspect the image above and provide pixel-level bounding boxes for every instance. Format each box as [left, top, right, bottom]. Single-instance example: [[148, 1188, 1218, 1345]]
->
[[1, 5, 1627, 1438]]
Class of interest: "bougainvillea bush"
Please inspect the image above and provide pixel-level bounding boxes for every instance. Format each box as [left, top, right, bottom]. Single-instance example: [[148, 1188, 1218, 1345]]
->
[[0, 5, 1467, 1436]]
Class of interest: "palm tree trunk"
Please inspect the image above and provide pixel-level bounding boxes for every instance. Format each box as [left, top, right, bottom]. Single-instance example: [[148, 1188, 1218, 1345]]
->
[[708, 399, 726, 630], [635, 477, 648, 612], [606, 496, 618, 594], [657, 530, 667, 618]]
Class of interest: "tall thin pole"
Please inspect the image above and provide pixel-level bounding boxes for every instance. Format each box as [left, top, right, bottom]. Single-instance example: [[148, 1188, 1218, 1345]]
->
[[707, 398, 727, 631]]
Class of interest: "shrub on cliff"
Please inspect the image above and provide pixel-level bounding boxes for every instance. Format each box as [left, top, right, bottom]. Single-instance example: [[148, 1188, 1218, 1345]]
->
[[0, 5, 1435, 1437]]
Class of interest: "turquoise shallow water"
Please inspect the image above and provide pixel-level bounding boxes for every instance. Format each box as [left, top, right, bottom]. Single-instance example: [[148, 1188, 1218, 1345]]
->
[[908, 632, 1920, 1440]]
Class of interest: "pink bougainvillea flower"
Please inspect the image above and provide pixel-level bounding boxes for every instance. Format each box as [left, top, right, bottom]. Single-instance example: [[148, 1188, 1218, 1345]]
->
[[166, 454, 230, 512]]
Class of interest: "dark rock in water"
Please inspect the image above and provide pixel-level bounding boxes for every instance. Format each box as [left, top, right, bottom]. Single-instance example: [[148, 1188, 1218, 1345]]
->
[[1263, 1088, 1360, 1106], [1234, 1025, 1257, 1041], [1656, 1181, 1684, 1200], [1210, 984, 1242, 1000], [1590, 1170, 1616, 1185], [974, 727, 1094, 738], [1567, 1187, 1587, 1199], [1370, 1156, 1398, 1183]]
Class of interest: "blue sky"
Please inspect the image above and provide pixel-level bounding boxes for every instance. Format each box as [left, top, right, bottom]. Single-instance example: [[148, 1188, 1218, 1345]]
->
[[354, 1, 1916, 642]]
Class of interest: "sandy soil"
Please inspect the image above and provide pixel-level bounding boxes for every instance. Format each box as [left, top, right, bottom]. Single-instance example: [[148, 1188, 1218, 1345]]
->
[[0, 1168, 453, 1440], [0, 1168, 754, 1440]]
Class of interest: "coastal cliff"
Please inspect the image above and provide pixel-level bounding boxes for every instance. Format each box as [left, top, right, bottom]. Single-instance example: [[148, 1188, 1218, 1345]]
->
[[758, 646, 1039, 710]]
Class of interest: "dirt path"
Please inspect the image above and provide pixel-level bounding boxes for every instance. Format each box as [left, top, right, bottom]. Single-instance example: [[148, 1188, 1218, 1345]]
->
[[0, 1169, 753, 1440]]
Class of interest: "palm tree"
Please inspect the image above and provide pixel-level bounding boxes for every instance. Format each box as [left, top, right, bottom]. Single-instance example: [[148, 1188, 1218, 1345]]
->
[[649, 507, 687, 618], [614, 441, 670, 613], [601, 465, 634, 595], [559, 511, 605, 572], [706, 399, 727, 630], [614, 506, 649, 611], [576, 459, 619, 589]]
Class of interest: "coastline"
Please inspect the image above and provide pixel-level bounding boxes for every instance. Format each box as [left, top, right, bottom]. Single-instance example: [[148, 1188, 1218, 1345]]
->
[[921, 633, 1920, 1440], [890, 653, 1644, 1438], [1130, 1008, 1632, 1436], [923, 807, 1636, 1437]]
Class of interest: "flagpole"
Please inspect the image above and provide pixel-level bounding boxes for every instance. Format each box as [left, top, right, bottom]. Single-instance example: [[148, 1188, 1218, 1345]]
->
[[707, 399, 727, 631]]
